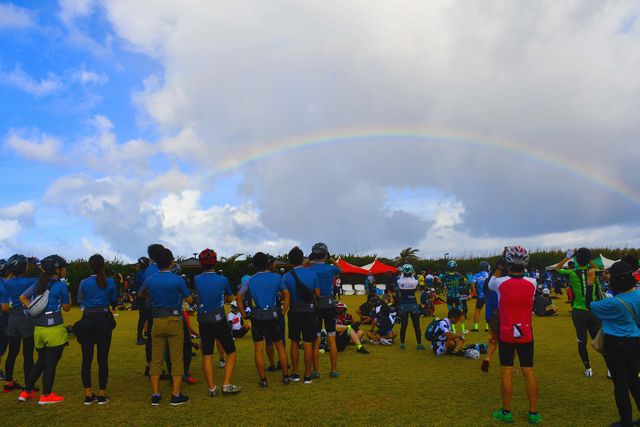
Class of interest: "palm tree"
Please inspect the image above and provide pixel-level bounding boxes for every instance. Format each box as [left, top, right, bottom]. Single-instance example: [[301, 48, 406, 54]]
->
[[394, 247, 420, 265], [221, 253, 244, 264]]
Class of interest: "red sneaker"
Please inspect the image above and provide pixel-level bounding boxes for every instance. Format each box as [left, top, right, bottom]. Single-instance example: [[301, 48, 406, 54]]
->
[[18, 390, 38, 402], [39, 392, 65, 405], [184, 376, 198, 385]]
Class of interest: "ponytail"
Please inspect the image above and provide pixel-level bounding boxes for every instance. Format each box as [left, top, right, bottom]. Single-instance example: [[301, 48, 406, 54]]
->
[[89, 254, 107, 289], [36, 272, 50, 296]]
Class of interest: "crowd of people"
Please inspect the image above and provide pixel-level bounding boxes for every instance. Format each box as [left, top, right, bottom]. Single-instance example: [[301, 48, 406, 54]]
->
[[1, 244, 640, 426]]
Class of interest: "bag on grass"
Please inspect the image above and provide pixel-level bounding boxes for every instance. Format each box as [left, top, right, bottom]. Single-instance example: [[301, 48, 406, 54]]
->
[[424, 317, 442, 342]]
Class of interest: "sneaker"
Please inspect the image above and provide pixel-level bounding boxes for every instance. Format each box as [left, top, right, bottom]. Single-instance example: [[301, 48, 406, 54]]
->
[[310, 371, 320, 379], [329, 371, 339, 378], [17, 390, 37, 402], [356, 346, 370, 354], [528, 412, 543, 424], [183, 375, 198, 385], [416, 343, 426, 351], [282, 376, 290, 385], [380, 338, 393, 346], [481, 360, 490, 372], [39, 393, 65, 405], [289, 373, 300, 382], [170, 393, 189, 406], [97, 396, 110, 405], [84, 394, 98, 405], [136, 338, 146, 345], [399, 343, 406, 350], [151, 394, 161, 406], [607, 370, 612, 379], [584, 368, 594, 377], [471, 329, 478, 333], [219, 359, 226, 368], [369, 339, 380, 345], [303, 376, 312, 385], [259, 379, 268, 388], [222, 384, 241, 394], [266, 365, 278, 372], [3, 381, 23, 393], [144, 366, 150, 377], [208, 386, 218, 397], [492, 409, 513, 423]]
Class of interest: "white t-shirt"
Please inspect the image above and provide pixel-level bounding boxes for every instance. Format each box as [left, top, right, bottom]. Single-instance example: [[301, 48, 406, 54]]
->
[[227, 311, 243, 331]]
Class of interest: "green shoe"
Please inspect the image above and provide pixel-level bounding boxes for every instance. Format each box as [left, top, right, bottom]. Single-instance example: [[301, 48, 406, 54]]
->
[[416, 343, 426, 350], [528, 412, 542, 424], [492, 409, 513, 423], [399, 343, 406, 350]]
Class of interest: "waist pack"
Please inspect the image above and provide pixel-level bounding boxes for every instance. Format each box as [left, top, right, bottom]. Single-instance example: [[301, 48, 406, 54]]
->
[[152, 307, 181, 318], [33, 311, 63, 327], [317, 295, 335, 310], [290, 301, 316, 313], [27, 285, 52, 318], [253, 306, 279, 321], [198, 307, 226, 323]]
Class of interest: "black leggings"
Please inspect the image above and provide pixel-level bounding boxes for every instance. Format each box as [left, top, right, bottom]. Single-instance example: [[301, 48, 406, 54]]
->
[[26, 345, 64, 395], [0, 316, 8, 356], [5, 335, 35, 384], [137, 301, 149, 340], [400, 311, 422, 344], [80, 314, 113, 390], [603, 335, 640, 427], [145, 315, 153, 364], [571, 309, 601, 369]]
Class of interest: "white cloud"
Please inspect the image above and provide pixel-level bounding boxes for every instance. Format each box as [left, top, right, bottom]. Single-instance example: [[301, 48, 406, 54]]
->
[[5, 130, 62, 163], [71, 67, 108, 85], [0, 201, 36, 244], [58, 0, 95, 24], [0, 66, 62, 97], [0, 3, 35, 30]]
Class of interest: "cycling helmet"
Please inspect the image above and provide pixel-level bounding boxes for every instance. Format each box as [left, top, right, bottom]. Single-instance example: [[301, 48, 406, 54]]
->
[[504, 246, 529, 266], [198, 248, 218, 268], [447, 260, 457, 270], [479, 261, 490, 272], [464, 348, 480, 360], [6, 254, 28, 274], [401, 263, 414, 275], [138, 256, 150, 266], [311, 242, 329, 258], [40, 255, 67, 273], [336, 302, 347, 311], [230, 300, 239, 309], [0, 259, 7, 275]]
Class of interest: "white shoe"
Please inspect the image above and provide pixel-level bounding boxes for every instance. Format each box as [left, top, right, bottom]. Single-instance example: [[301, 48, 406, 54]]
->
[[219, 360, 226, 368], [380, 338, 393, 346], [584, 368, 593, 377], [607, 370, 612, 379]]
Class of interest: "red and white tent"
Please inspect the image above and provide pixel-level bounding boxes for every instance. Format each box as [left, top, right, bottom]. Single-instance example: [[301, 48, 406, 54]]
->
[[359, 259, 398, 275], [336, 258, 369, 275]]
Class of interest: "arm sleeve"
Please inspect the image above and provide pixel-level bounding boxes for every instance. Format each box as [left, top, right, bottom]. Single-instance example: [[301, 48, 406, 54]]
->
[[77, 282, 84, 303], [590, 299, 618, 320], [60, 284, 70, 304]]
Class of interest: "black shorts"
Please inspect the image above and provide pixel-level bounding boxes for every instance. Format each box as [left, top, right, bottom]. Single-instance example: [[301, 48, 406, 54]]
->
[[499, 340, 534, 367], [200, 320, 236, 355], [252, 318, 283, 343], [336, 331, 350, 352], [288, 311, 317, 343], [232, 328, 249, 338], [475, 298, 485, 309], [317, 306, 337, 336]]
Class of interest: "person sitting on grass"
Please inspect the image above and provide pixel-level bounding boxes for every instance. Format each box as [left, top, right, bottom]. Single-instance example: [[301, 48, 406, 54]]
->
[[357, 295, 381, 325], [227, 301, 251, 338], [431, 308, 465, 355], [335, 302, 369, 354], [534, 288, 558, 317], [366, 302, 396, 345]]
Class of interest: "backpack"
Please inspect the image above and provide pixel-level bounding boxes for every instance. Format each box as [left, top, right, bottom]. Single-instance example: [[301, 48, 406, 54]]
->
[[424, 317, 443, 342]]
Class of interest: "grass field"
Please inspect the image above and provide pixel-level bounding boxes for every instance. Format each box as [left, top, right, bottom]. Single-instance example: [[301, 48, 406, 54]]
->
[[0, 295, 620, 426]]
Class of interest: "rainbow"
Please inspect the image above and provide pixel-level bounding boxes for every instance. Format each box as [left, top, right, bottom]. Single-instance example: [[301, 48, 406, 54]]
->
[[214, 126, 640, 206]]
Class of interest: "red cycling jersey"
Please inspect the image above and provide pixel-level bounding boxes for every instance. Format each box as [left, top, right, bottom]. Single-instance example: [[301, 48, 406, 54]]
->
[[488, 275, 537, 343]]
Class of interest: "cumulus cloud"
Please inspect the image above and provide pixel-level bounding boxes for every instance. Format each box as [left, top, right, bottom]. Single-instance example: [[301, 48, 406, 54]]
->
[[0, 3, 35, 30], [0, 66, 62, 97], [70, 67, 108, 85], [0, 201, 36, 243], [5, 130, 62, 163]]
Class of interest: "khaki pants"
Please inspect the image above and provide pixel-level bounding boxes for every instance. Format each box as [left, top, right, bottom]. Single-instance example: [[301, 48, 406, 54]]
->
[[150, 316, 184, 377]]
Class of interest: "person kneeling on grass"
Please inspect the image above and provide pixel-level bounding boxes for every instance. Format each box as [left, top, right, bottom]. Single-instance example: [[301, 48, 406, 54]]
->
[[335, 302, 369, 354], [194, 248, 241, 397], [431, 308, 465, 355], [534, 288, 558, 317], [366, 303, 397, 345]]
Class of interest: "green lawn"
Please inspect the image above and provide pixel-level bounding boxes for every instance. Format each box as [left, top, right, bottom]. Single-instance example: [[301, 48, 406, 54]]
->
[[0, 295, 618, 426]]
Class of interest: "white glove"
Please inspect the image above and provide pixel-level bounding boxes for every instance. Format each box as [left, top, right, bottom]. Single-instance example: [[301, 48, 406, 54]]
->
[[565, 249, 575, 259]]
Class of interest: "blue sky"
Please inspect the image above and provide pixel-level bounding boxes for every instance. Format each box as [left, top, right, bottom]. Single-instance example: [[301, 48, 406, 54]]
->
[[1, 1, 640, 261]]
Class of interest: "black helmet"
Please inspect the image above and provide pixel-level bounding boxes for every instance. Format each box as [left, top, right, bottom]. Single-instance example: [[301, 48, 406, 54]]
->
[[6, 254, 28, 274], [40, 255, 67, 273], [0, 259, 7, 275], [311, 242, 329, 258], [138, 256, 150, 266]]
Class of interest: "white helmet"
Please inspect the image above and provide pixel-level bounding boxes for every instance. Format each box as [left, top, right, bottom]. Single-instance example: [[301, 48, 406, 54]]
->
[[464, 348, 480, 360]]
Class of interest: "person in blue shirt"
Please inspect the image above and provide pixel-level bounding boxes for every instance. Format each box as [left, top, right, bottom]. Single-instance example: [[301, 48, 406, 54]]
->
[[591, 261, 640, 427], [236, 252, 290, 388], [307, 242, 342, 379], [194, 248, 241, 396], [140, 247, 192, 406], [0, 259, 9, 381], [1, 254, 36, 393], [142, 244, 164, 377], [18, 255, 70, 404], [283, 246, 319, 384], [472, 261, 491, 332], [134, 257, 150, 345], [76, 254, 118, 405]]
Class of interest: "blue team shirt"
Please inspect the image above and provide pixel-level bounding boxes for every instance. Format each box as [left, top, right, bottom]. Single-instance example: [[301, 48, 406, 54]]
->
[[23, 280, 70, 313], [484, 277, 498, 321], [240, 271, 285, 309], [307, 263, 341, 296], [144, 263, 160, 281], [133, 270, 146, 292], [78, 276, 118, 308], [472, 271, 489, 299], [142, 271, 190, 310], [591, 290, 640, 337], [283, 267, 319, 304], [194, 272, 232, 312], [0, 278, 7, 305], [3, 276, 37, 309]]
